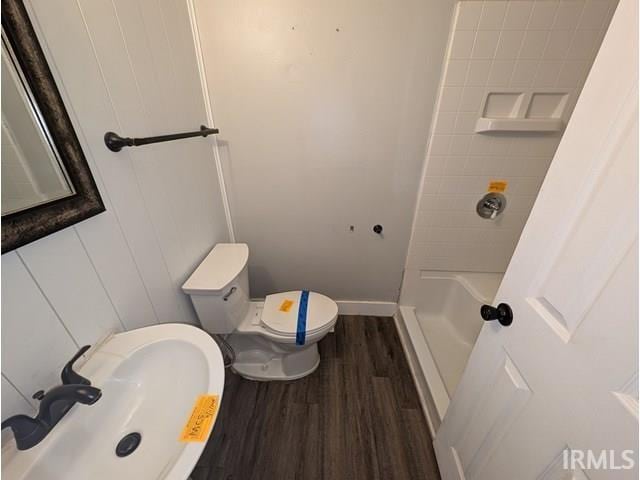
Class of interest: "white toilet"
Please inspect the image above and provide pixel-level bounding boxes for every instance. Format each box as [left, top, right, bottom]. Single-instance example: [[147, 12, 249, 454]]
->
[[182, 243, 338, 381]]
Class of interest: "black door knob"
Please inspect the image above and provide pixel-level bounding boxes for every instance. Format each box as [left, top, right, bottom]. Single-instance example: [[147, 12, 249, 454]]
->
[[480, 303, 513, 327]]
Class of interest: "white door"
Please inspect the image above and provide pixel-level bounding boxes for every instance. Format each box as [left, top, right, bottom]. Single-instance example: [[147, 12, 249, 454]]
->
[[434, 0, 638, 479]]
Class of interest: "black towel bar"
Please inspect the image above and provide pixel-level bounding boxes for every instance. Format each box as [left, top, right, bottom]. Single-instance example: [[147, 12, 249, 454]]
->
[[104, 125, 219, 152]]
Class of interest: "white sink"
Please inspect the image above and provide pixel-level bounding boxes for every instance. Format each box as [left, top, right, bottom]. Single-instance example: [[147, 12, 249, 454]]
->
[[2, 324, 225, 480]]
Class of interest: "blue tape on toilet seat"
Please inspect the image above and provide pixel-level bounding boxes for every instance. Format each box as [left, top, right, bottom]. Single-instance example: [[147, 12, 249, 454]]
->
[[296, 290, 310, 345]]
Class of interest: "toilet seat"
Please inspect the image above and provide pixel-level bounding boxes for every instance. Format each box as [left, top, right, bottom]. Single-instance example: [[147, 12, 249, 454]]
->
[[260, 291, 338, 338]]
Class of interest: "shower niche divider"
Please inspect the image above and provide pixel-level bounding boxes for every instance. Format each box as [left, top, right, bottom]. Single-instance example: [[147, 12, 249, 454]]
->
[[475, 89, 572, 134]]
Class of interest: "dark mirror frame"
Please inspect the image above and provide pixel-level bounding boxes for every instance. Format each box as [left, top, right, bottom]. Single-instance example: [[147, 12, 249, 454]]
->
[[1, 0, 105, 253]]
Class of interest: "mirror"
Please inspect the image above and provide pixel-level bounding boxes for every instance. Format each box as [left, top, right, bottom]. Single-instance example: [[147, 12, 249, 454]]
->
[[1, 0, 105, 252], [2, 36, 75, 215]]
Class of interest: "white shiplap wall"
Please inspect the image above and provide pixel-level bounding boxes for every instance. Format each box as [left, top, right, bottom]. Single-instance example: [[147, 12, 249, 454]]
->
[[1, 0, 229, 423]]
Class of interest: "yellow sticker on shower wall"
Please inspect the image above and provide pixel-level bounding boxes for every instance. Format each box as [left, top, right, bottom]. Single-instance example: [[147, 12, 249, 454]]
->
[[279, 299, 294, 312], [179, 394, 219, 442], [488, 180, 508, 193]]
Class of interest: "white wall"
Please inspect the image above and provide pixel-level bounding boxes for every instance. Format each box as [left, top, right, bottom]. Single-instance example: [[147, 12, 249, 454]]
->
[[1, 0, 229, 427], [194, 0, 456, 301], [405, 0, 617, 274]]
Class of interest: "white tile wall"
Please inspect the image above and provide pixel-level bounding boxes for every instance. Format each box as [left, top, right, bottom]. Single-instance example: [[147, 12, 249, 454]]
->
[[406, 0, 617, 273]]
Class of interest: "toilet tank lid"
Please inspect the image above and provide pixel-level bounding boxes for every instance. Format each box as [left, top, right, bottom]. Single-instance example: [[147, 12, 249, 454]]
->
[[182, 243, 249, 295]]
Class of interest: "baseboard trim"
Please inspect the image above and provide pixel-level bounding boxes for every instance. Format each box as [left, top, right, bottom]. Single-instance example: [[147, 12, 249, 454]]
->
[[336, 301, 398, 317]]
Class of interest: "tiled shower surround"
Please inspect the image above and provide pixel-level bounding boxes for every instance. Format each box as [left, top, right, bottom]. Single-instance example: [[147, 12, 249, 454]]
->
[[406, 0, 617, 272]]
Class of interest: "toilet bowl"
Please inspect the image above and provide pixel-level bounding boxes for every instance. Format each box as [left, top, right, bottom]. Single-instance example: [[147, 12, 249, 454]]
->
[[182, 243, 338, 381]]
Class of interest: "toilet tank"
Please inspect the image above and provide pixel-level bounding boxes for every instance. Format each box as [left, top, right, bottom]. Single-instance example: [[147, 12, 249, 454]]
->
[[182, 243, 250, 334]]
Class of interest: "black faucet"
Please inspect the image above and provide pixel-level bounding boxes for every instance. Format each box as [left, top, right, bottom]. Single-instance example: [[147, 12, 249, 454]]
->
[[61, 345, 92, 385], [1, 346, 101, 450]]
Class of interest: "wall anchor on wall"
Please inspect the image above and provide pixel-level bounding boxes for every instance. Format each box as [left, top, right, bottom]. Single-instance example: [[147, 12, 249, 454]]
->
[[104, 125, 219, 152], [373, 224, 383, 235]]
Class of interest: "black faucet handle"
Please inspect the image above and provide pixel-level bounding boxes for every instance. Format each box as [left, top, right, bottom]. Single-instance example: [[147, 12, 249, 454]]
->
[[1, 415, 45, 450], [61, 345, 92, 385]]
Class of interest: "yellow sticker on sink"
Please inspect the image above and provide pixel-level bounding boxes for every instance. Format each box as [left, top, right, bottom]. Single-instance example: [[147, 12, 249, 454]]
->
[[179, 394, 219, 442], [279, 299, 294, 312]]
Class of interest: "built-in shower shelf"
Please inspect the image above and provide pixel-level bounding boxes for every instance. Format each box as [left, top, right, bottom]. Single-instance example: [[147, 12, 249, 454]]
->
[[475, 117, 564, 133]]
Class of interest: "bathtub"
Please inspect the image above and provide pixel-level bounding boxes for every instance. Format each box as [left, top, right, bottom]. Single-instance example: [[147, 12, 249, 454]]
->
[[395, 271, 503, 435]]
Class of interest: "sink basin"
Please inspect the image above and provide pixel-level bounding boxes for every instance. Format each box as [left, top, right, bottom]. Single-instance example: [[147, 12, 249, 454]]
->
[[2, 324, 224, 480]]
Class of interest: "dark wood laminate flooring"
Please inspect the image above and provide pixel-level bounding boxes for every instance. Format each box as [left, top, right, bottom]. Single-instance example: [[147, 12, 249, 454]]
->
[[191, 315, 441, 480]]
